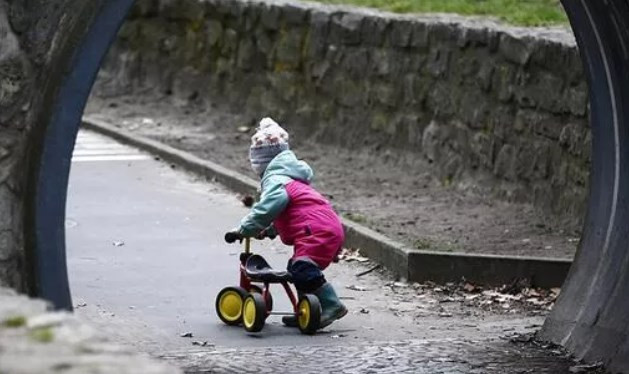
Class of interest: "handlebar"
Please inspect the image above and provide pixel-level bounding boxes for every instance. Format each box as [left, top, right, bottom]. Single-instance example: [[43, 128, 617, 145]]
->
[[225, 231, 244, 243], [224, 230, 276, 243]]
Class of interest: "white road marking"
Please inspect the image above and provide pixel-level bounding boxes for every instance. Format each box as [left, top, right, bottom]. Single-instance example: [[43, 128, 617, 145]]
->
[[72, 130, 150, 162]]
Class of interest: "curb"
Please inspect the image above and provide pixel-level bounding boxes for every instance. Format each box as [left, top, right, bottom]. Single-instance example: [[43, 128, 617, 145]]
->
[[82, 117, 572, 288]]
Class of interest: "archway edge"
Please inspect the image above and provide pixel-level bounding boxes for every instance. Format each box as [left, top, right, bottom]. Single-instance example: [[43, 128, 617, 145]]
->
[[25, 0, 135, 310]]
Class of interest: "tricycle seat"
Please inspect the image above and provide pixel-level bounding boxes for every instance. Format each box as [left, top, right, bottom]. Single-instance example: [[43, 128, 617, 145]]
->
[[245, 254, 292, 283]]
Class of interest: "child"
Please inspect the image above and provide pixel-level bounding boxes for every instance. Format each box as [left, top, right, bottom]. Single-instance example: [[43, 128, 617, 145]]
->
[[226, 117, 347, 328]]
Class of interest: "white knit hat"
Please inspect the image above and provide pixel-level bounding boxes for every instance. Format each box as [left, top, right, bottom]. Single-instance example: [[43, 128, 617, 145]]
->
[[249, 117, 289, 175]]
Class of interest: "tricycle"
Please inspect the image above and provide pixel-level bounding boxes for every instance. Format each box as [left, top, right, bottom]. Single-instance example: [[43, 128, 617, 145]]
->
[[215, 232, 321, 334]]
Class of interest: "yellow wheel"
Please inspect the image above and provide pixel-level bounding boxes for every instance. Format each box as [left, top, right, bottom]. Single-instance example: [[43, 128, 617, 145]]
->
[[242, 293, 266, 333], [215, 286, 247, 325], [297, 294, 321, 335], [249, 285, 273, 312]]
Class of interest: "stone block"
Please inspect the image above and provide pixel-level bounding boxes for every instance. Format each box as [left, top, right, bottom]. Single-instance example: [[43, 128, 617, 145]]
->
[[389, 19, 412, 48], [0, 231, 13, 261], [334, 76, 365, 107], [329, 13, 363, 45], [373, 83, 399, 107], [426, 48, 450, 78], [283, 3, 309, 25], [371, 49, 391, 77], [427, 22, 456, 45], [361, 15, 389, 47], [517, 71, 565, 112], [275, 28, 303, 68], [498, 33, 532, 65], [268, 71, 299, 102], [458, 91, 489, 130], [515, 140, 551, 181], [395, 114, 423, 146], [0, 19, 29, 123], [129, 0, 159, 18], [237, 37, 256, 70], [342, 48, 370, 78], [427, 82, 455, 117], [471, 131, 494, 168], [564, 83, 588, 117], [422, 121, 443, 163], [559, 123, 585, 157], [0, 185, 13, 231], [159, 0, 205, 21], [493, 64, 515, 103], [306, 10, 331, 59], [402, 75, 428, 106], [206, 20, 223, 47], [410, 22, 429, 49], [228, 0, 245, 20], [460, 26, 492, 48], [221, 28, 238, 56], [261, 3, 282, 30], [244, 5, 261, 32], [476, 62, 494, 92], [494, 144, 516, 180]]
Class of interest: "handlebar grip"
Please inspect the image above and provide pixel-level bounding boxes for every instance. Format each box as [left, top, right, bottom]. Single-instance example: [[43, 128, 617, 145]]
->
[[225, 232, 243, 243]]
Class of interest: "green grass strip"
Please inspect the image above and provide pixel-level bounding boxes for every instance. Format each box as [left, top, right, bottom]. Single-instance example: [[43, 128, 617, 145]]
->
[[310, 0, 567, 26]]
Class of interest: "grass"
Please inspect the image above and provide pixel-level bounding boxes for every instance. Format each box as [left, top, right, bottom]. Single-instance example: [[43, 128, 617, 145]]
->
[[310, 0, 568, 26]]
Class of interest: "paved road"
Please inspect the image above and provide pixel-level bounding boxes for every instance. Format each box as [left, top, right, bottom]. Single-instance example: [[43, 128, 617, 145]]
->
[[65, 130, 592, 373]]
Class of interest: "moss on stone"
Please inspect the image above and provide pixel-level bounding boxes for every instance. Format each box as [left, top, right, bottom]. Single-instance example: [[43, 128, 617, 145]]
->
[[30, 327, 55, 343], [2, 315, 26, 328]]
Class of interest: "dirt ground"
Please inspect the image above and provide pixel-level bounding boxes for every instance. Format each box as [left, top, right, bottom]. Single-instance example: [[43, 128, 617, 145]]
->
[[85, 94, 580, 259]]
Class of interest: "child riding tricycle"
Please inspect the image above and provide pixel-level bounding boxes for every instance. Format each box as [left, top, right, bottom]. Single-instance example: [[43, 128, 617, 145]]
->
[[215, 117, 348, 334], [215, 233, 322, 334]]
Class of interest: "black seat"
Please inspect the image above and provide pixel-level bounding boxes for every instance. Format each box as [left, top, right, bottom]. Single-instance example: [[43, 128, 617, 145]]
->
[[245, 254, 292, 283]]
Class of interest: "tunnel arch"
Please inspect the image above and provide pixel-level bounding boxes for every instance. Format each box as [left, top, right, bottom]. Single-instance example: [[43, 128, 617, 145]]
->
[[21, 0, 629, 371]]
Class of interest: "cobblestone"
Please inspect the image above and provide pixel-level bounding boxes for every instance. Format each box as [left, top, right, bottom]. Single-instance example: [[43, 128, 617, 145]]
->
[[161, 338, 597, 373]]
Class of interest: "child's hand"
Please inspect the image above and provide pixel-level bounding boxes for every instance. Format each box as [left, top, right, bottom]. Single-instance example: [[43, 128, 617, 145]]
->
[[255, 228, 277, 240]]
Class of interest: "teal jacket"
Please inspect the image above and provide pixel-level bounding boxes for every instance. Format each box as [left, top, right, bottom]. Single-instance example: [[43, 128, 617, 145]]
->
[[239, 150, 313, 236]]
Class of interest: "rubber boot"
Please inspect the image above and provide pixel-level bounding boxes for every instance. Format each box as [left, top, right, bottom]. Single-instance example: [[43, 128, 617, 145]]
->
[[282, 315, 298, 327], [315, 283, 348, 329]]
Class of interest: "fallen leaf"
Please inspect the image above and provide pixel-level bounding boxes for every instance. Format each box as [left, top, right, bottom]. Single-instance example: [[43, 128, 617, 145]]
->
[[346, 285, 368, 292], [192, 341, 212, 347]]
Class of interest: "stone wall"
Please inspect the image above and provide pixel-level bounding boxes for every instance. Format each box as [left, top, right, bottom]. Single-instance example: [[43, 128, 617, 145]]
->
[[95, 0, 590, 221], [0, 287, 179, 373], [0, 0, 111, 290]]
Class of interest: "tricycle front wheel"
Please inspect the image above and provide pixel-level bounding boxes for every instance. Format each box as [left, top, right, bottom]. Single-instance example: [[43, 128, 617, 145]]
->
[[242, 293, 267, 332], [249, 285, 273, 312], [297, 294, 321, 335], [215, 286, 248, 325]]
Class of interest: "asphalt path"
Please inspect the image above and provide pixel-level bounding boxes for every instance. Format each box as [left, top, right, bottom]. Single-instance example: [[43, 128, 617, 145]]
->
[[65, 130, 543, 356]]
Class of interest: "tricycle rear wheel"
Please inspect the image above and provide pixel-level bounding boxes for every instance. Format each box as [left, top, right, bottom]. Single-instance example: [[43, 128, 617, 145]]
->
[[297, 294, 321, 335]]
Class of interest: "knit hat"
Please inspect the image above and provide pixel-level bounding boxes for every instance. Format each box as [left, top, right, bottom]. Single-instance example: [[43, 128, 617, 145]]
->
[[249, 117, 290, 176]]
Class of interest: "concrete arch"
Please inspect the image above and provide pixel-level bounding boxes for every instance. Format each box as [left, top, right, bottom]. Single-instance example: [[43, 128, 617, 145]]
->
[[2, 0, 628, 370]]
